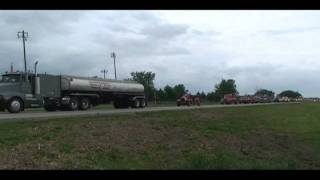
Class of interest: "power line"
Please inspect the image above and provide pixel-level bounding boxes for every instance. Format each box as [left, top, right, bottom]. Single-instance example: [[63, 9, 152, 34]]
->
[[101, 69, 108, 79]]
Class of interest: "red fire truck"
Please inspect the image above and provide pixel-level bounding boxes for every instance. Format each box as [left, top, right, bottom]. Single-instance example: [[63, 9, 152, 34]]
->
[[177, 94, 201, 106]]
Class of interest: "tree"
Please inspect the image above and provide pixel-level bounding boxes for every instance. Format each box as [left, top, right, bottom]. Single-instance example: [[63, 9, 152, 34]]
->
[[156, 88, 166, 101], [164, 85, 175, 101], [279, 90, 302, 98], [206, 92, 220, 102], [214, 79, 238, 100], [173, 84, 187, 99], [254, 89, 275, 98], [130, 71, 156, 101], [200, 92, 206, 100]]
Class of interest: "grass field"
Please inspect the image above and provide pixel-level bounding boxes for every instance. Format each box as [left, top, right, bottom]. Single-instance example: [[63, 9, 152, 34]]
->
[[0, 102, 319, 169]]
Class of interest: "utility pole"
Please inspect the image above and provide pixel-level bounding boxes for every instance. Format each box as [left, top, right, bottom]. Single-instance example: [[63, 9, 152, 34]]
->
[[110, 52, 117, 80], [101, 69, 108, 79], [10, 63, 13, 72], [18, 30, 29, 81], [34, 61, 38, 76]]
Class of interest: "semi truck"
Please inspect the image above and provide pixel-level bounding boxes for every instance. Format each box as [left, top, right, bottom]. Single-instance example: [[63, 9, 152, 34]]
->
[[0, 72, 146, 113]]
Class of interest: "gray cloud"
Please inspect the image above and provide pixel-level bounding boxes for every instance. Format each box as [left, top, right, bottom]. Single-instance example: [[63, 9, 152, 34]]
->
[[140, 24, 189, 39], [0, 11, 192, 80], [264, 26, 320, 35], [0, 11, 84, 43], [91, 13, 191, 58]]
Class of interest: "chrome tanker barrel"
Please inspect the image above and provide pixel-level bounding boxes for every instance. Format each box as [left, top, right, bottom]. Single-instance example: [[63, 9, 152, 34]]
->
[[60, 75, 144, 94]]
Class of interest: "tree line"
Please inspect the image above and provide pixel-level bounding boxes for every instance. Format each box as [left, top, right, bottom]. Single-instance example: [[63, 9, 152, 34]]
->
[[128, 71, 302, 102]]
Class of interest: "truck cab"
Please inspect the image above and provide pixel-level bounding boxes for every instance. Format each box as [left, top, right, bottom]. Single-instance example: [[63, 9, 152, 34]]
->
[[221, 94, 238, 104], [0, 72, 42, 113]]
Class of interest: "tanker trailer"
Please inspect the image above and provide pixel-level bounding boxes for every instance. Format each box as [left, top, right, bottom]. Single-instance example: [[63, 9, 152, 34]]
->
[[41, 74, 146, 111]]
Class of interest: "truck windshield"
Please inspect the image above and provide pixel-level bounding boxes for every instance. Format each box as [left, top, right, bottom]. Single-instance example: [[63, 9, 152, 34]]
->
[[0, 75, 20, 83]]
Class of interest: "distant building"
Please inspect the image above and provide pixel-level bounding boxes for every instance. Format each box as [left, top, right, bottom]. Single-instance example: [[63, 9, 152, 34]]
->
[[303, 97, 320, 102], [277, 96, 303, 102], [279, 96, 290, 102]]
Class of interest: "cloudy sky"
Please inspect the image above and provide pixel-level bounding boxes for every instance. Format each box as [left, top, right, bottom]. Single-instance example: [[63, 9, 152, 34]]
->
[[0, 10, 320, 97]]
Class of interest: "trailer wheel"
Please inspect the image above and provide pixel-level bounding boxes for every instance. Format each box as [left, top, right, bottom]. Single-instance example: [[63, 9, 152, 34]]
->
[[132, 99, 140, 108], [7, 97, 23, 113], [113, 101, 120, 109], [80, 98, 90, 110], [69, 97, 79, 111]]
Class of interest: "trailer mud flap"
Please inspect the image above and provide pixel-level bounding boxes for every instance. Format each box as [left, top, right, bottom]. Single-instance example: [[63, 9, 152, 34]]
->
[[0, 96, 5, 111]]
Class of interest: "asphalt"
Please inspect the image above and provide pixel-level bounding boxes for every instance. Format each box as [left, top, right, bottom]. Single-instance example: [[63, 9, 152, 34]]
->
[[0, 102, 293, 122]]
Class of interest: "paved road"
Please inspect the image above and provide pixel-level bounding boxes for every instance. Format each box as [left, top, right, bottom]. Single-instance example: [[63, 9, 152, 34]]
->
[[0, 103, 291, 122]]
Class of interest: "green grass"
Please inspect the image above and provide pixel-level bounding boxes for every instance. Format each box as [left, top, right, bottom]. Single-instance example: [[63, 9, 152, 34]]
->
[[0, 102, 320, 169]]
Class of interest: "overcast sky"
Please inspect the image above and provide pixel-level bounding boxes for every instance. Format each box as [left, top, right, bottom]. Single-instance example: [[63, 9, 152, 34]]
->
[[0, 10, 320, 97]]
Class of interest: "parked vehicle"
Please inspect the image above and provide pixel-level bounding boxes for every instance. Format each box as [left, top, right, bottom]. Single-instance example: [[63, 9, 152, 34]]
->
[[0, 72, 146, 113]]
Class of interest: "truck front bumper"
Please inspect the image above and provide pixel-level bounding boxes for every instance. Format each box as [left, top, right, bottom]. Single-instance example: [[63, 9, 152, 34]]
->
[[0, 95, 5, 111]]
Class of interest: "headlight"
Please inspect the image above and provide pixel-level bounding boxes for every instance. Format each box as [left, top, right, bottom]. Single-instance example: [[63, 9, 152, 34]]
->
[[62, 96, 70, 101]]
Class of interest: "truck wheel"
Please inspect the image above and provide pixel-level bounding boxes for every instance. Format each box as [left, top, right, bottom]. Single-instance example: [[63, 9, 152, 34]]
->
[[139, 99, 146, 108], [132, 99, 140, 108], [113, 101, 120, 109], [69, 97, 79, 111], [80, 98, 90, 110], [7, 98, 23, 113]]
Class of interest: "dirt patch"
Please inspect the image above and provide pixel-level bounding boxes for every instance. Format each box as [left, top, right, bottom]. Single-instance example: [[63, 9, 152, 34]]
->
[[73, 119, 194, 154], [0, 141, 64, 169]]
